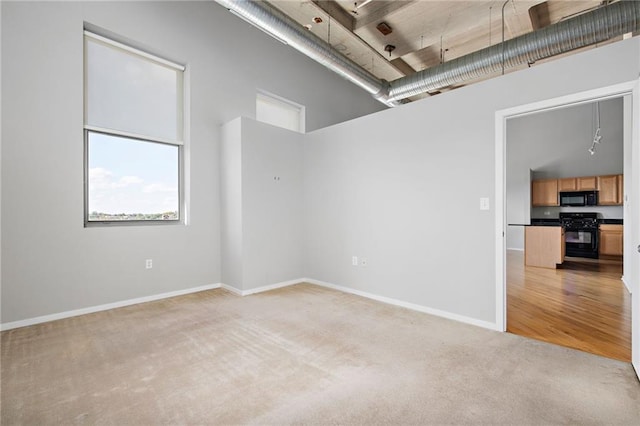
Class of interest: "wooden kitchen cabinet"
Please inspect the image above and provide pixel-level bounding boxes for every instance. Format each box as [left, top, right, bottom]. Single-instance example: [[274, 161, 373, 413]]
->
[[558, 178, 577, 191], [597, 174, 622, 205], [532, 174, 622, 206], [558, 176, 596, 192], [558, 176, 598, 192], [577, 176, 597, 190], [531, 179, 558, 206], [617, 174, 623, 205], [525, 226, 565, 268], [599, 224, 623, 256]]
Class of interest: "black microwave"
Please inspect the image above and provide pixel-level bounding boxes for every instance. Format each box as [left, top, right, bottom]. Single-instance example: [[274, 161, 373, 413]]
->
[[559, 190, 598, 206]]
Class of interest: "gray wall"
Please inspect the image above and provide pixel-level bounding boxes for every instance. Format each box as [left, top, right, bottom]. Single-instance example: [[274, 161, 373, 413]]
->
[[0, 1, 383, 323], [506, 98, 624, 250], [303, 38, 640, 324], [220, 118, 304, 292], [220, 118, 244, 289], [242, 119, 304, 290]]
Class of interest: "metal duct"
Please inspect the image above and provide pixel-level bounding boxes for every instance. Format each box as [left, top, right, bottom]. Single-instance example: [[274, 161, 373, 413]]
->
[[387, 0, 640, 102], [215, 0, 399, 106], [217, 0, 640, 106]]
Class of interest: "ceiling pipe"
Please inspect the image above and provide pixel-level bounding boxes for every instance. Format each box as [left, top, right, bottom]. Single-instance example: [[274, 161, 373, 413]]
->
[[216, 0, 640, 106], [215, 0, 400, 107], [386, 0, 640, 102]]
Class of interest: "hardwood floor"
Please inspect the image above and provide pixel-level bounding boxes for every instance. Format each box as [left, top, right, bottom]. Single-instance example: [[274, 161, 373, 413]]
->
[[507, 250, 631, 362]]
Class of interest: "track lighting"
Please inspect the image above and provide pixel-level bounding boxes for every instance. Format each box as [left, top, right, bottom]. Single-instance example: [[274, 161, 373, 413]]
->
[[588, 102, 602, 156]]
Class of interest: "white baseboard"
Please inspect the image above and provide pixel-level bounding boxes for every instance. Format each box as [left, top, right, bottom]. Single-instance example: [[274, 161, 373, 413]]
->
[[220, 283, 243, 296], [621, 276, 632, 294], [2, 277, 499, 333], [0, 283, 222, 331], [305, 278, 500, 331], [221, 278, 306, 296], [244, 278, 306, 295]]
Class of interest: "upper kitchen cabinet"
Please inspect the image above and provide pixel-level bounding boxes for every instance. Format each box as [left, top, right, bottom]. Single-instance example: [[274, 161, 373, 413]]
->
[[532, 179, 559, 206], [617, 174, 624, 205], [597, 174, 623, 205], [557, 178, 576, 191], [577, 176, 597, 190], [557, 176, 597, 191]]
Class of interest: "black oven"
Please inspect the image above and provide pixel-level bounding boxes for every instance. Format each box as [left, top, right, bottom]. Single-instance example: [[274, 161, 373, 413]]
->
[[559, 212, 598, 259]]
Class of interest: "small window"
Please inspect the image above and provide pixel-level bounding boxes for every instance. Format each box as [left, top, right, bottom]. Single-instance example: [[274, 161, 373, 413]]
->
[[83, 31, 185, 225], [256, 92, 305, 133]]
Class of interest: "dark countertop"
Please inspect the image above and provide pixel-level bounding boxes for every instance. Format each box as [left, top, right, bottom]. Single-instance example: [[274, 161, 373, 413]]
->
[[508, 223, 561, 227], [508, 218, 623, 226], [599, 219, 623, 225], [530, 219, 561, 226]]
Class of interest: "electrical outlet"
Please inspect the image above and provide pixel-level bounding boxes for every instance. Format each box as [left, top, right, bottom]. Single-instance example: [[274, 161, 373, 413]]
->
[[360, 258, 368, 266], [352, 256, 358, 266], [145, 259, 153, 269], [480, 197, 490, 210]]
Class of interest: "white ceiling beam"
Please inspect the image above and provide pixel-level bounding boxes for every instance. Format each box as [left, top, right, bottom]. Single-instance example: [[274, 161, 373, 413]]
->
[[312, 0, 355, 31]]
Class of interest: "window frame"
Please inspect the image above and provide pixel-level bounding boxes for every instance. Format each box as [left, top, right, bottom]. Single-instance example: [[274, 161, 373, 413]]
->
[[256, 90, 306, 133], [83, 30, 186, 227], [83, 129, 184, 227]]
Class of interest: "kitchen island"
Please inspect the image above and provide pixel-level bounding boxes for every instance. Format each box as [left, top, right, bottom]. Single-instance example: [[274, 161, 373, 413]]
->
[[525, 225, 565, 269]]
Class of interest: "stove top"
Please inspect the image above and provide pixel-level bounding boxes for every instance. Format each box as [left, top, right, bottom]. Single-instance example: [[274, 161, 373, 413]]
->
[[559, 212, 598, 229]]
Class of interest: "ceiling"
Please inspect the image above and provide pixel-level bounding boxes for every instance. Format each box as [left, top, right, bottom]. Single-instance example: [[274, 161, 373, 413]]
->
[[269, 0, 620, 99]]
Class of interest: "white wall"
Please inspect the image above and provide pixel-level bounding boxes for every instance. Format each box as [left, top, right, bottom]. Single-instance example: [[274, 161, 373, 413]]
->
[[303, 38, 640, 324], [242, 119, 304, 290], [220, 117, 304, 292], [623, 95, 634, 290], [221, 118, 243, 289], [0, 1, 383, 324], [0, 1, 3, 325], [506, 98, 624, 250]]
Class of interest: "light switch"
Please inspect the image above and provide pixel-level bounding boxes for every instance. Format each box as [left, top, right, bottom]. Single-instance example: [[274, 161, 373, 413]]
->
[[480, 197, 490, 211]]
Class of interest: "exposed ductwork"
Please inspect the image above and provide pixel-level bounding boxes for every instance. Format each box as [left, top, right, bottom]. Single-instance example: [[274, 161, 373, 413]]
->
[[387, 0, 640, 102], [214, 0, 398, 106], [216, 0, 640, 106]]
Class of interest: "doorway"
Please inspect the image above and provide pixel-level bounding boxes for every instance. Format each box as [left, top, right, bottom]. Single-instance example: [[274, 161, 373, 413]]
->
[[507, 97, 629, 361], [495, 82, 639, 378]]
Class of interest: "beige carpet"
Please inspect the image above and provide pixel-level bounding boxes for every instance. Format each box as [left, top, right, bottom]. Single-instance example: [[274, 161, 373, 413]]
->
[[1, 283, 639, 425]]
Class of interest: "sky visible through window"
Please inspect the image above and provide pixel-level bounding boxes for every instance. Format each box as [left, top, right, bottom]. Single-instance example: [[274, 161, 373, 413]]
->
[[88, 132, 179, 220]]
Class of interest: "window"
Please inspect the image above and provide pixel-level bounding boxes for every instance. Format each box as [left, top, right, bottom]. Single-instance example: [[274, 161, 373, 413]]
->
[[256, 92, 305, 133], [83, 31, 185, 225]]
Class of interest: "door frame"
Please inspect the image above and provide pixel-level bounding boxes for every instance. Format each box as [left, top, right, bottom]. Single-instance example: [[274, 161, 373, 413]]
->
[[494, 80, 640, 377]]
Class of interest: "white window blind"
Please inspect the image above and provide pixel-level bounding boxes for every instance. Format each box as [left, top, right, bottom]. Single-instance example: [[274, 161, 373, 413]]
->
[[83, 30, 185, 225], [84, 31, 184, 144], [256, 92, 304, 133]]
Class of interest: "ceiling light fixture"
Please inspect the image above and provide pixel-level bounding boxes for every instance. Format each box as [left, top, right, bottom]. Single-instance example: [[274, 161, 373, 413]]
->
[[384, 44, 396, 57], [588, 102, 602, 156]]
